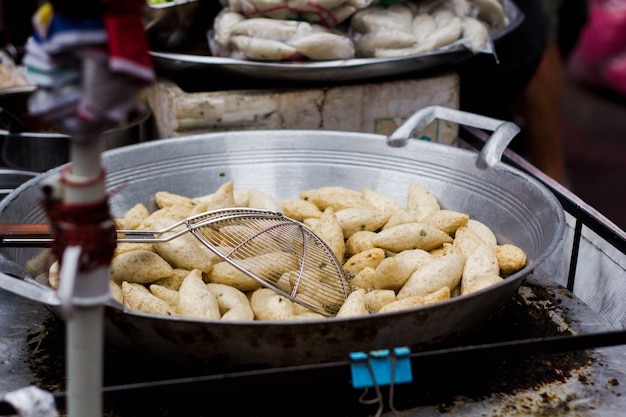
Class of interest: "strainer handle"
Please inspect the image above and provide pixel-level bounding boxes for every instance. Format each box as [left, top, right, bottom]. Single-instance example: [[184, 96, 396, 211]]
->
[[386, 105, 521, 169]]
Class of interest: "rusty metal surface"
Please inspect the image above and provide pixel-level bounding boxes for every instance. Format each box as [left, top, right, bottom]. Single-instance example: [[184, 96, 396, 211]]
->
[[0, 290, 47, 394], [1, 269, 625, 416]]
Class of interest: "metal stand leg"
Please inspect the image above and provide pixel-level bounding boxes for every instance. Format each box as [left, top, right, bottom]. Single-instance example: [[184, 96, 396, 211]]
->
[[67, 304, 104, 417]]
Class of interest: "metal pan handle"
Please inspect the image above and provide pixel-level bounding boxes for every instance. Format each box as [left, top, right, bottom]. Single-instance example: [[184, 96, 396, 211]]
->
[[387, 105, 521, 169]]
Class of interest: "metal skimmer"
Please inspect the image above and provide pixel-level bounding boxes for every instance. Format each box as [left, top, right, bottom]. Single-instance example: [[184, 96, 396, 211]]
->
[[0, 208, 350, 316]]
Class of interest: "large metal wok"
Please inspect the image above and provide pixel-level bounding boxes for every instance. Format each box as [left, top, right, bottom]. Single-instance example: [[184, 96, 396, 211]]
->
[[0, 106, 565, 372]]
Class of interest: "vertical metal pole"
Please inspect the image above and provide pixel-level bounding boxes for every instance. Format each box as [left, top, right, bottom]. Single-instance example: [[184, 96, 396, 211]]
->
[[63, 135, 109, 417], [23, 1, 152, 413], [66, 303, 104, 417]]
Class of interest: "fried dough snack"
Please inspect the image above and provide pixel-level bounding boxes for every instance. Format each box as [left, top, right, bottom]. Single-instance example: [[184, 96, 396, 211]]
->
[[96, 179, 527, 320]]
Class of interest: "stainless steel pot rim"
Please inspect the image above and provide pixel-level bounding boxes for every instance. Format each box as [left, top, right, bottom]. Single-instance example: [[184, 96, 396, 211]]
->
[[0, 168, 39, 177]]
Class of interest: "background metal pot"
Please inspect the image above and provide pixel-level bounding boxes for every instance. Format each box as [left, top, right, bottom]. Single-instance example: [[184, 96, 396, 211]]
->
[[0, 168, 37, 200], [0, 106, 565, 372], [0, 85, 152, 172]]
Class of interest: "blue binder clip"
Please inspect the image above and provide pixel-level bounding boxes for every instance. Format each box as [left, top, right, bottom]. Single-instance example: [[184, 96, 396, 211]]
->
[[349, 347, 413, 389]]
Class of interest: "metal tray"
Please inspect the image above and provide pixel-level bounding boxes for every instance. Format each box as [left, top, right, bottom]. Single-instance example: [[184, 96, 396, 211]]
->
[[150, 0, 523, 82]]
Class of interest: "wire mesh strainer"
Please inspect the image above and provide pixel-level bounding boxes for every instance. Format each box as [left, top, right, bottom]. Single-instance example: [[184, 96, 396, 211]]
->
[[0, 207, 350, 316], [177, 208, 349, 316]]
